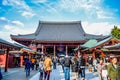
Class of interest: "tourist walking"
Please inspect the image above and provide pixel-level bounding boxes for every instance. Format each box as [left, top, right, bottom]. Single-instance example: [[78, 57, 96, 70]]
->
[[107, 57, 120, 80], [60, 56, 65, 73], [93, 58, 98, 72], [31, 58, 35, 70], [44, 55, 52, 80], [78, 54, 86, 80], [39, 58, 44, 80], [96, 58, 107, 80], [88, 56, 93, 72], [71, 57, 79, 80], [52, 56, 57, 69], [25, 59, 31, 77], [36, 57, 40, 70], [63, 55, 72, 80]]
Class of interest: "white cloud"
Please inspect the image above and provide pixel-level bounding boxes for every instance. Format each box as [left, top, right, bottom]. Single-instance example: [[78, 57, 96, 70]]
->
[[56, 0, 114, 19], [3, 24, 34, 38], [31, 0, 47, 3], [0, 17, 24, 28], [12, 21, 24, 27], [2, 0, 36, 18], [21, 11, 36, 18], [82, 22, 120, 35], [0, 24, 34, 41], [4, 25, 13, 30], [0, 31, 12, 42], [2, 0, 30, 11], [0, 17, 8, 21], [97, 10, 113, 19]]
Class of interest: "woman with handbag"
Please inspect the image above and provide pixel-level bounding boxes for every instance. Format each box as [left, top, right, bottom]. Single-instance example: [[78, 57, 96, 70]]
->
[[97, 59, 108, 80]]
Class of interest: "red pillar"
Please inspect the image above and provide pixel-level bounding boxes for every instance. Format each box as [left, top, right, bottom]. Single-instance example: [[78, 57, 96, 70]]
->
[[20, 55, 23, 67], [42, 45, 44, 53], [29, 53, 31, 60], [54, 45, 56, 57], [5, 48, 9, 72], [66, 45, 68, 55]]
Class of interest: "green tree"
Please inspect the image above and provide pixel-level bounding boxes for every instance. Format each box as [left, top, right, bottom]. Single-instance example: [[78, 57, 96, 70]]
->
[[111, 25, 120, 39]]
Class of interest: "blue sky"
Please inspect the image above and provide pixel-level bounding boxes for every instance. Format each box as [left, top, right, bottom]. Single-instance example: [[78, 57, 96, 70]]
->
[[0, 0, 120, 41]]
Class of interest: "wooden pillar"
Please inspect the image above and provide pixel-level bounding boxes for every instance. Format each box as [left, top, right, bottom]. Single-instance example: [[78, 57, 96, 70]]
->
[[92, 51, 96, 59], [54, 45, 56, 57], [20, 55, 23, 67], [42, 45, 44, 53], [5, 48, 9, 72], [29, 53, 31, 60], [66, 45, 68, 55], [44, 46, 46, 54]]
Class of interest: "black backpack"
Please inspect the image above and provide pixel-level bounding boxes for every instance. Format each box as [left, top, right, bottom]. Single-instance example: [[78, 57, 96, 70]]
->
[[64, 58, 71, 67]]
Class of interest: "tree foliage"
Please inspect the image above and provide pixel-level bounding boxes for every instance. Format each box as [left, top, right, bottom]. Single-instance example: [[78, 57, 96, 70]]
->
[[111, 25, 120, 39]]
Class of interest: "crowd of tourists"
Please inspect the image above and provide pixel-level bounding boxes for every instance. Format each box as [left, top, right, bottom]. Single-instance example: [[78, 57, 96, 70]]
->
[[24, 53, 120, 80]]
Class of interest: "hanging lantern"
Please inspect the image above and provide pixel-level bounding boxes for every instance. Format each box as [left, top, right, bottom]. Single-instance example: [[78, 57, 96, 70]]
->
[[29, 40, 37, 51]]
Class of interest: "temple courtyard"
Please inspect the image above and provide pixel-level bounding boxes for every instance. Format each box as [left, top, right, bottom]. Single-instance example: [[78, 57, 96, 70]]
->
[[1, 65, 99, 80]]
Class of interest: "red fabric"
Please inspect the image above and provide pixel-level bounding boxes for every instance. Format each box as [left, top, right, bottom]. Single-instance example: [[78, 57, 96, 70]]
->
[[100, 63, 103, 73]]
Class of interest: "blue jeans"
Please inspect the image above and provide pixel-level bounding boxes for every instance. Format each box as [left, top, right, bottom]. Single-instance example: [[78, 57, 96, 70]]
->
[[62, 66, 64, 72], [26, 68, 30, 77], [81, 68, 85, 78], [31, 63, 34, 70], [53, 63, 56, 69], [78, 68, 85, 79], [64, 67, 70, 80]]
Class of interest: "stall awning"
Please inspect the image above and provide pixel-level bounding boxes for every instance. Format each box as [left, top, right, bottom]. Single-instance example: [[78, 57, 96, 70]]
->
[[9, 50, 23, 54], [20, 48, 35, 54]]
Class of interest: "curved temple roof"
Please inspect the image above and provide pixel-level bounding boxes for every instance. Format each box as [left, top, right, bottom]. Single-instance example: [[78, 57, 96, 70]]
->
[[11, 21, 105, 42]]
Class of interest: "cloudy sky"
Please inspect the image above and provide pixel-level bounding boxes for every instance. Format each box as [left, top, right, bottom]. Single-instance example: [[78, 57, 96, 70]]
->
[[0, 0, 120, 41]]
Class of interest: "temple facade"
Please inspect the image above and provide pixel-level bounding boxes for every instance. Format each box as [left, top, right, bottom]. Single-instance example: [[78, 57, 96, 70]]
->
[[11, 21, 105, 56]]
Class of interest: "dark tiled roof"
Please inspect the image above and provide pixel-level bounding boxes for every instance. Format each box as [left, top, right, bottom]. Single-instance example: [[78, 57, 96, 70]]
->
[[11, 21, 105, 42], [0, 38, 20, 48]]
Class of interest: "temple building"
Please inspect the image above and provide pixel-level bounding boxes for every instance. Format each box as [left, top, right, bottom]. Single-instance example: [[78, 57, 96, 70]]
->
[[11, 21, 105, 56]]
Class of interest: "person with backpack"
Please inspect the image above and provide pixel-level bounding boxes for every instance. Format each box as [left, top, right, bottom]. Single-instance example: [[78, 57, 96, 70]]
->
[[63, 55, 72, 80], [52, 56, 57, 69], [88, 56, 93, 72], [71, 56, 79, 80], [78, 54, 86, 80]]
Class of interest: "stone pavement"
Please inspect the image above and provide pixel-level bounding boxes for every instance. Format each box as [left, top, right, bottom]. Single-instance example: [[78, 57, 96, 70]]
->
[[1, 65, 99, 80], [30, 65, 99, 80], [1, 67, 38, 80]]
